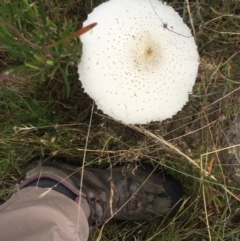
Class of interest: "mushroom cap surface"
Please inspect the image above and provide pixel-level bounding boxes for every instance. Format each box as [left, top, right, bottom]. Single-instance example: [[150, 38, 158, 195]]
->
[[78, 0, 199, 124]]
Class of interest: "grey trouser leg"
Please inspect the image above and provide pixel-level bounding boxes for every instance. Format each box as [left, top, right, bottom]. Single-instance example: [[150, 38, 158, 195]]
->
[[0, 187, 89, 241]]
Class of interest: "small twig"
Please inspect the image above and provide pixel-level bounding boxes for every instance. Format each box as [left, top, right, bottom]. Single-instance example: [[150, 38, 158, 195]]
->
[[45, 23, 97, 49], [149, 0, 192, 38]]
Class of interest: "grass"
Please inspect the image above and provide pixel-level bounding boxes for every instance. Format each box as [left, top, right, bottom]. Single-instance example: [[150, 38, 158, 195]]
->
[[0, 0, 240, 240]]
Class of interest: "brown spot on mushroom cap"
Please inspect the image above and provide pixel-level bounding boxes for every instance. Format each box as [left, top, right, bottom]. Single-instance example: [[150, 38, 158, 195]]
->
[[78, 0, 199, 124], [145, 47, 153, 58]]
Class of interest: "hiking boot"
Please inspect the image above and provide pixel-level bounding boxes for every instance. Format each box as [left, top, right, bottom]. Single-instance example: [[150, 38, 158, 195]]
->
[[15, 157, 183, 226]]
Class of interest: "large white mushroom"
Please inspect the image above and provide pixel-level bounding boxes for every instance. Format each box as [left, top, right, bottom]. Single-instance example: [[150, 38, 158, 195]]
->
[[78, 0, 199, 124]]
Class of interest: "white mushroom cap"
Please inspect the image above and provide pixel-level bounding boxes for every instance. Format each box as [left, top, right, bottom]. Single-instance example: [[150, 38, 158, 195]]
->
[[78, 0, 199, 124]]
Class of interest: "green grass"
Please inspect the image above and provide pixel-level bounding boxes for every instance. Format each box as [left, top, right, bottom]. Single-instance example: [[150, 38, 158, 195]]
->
[[1, 0, 240, 240]]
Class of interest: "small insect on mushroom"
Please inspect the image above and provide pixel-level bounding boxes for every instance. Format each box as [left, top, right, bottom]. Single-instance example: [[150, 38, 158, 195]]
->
[[163, 23, 168, 29]]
